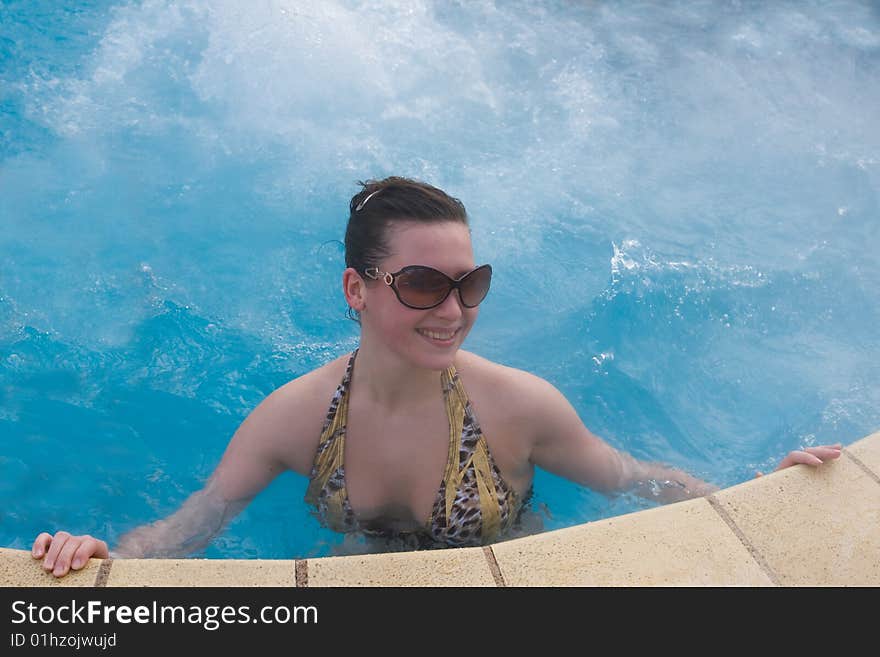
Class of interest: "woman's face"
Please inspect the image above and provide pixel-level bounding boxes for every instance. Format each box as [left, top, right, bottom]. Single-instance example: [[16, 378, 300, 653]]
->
[[362, 220, 481, 371]]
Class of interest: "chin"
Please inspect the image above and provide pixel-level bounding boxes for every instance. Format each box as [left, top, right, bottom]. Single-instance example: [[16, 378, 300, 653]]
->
[[403, 336, 462, 371]]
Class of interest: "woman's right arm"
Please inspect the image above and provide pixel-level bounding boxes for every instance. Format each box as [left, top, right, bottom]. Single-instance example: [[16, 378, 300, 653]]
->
[[32, 368, 330, 577], [31, 473, 252, 577]]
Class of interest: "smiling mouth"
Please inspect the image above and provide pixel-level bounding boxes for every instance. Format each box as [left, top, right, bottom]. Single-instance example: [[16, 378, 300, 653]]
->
[[416, 328, 459, 341]]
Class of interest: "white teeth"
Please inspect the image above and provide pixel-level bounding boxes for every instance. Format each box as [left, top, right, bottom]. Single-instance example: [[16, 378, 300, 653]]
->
[[418, 329, 456, 341]]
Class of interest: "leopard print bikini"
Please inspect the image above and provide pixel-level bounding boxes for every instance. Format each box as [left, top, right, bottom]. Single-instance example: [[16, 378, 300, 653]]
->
[[305, 349, 529, 549]]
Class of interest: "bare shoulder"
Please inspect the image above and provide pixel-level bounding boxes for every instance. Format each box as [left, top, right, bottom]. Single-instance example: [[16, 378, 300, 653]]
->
[[267, 353, 349, 410], [453, 351, 572, 480], [232, 352, 351, 475], [454, 350, 564, 418]]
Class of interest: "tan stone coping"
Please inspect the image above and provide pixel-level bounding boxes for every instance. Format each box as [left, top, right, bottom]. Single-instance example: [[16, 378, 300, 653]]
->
[[3, 431, 878, 587]]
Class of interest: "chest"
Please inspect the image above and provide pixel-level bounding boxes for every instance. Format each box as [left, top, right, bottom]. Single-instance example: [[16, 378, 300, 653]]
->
[[342, 397, 452, 527]]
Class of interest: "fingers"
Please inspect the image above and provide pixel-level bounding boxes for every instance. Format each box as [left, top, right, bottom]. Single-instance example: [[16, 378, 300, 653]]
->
[[39, 531, 71, 576], [31, 532, 53, 559], [72, 538, 109, 570], [804, 445, 842, 461], [33, 532, 108, 578], [797, 450, 825, 466], [773, 453, 797, 471], [54, 538, 81, 577], [781, 451, 823, 469], [774, 444, 843, 472]]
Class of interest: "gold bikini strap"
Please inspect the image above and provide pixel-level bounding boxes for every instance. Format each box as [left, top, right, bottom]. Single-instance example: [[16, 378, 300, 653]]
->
[[304, 354, 354, 521], [441, 366, 502, 542]]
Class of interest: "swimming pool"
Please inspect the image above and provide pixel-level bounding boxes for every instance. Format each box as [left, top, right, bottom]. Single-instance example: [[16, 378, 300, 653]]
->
[[2, 0, 878, 559]]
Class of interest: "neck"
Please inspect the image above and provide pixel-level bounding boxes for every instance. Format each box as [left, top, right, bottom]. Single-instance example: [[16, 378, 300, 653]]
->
[[352, 336, 449, 412]]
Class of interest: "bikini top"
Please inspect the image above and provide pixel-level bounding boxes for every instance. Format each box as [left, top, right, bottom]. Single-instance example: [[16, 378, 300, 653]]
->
[[305, 349, 529, 548]]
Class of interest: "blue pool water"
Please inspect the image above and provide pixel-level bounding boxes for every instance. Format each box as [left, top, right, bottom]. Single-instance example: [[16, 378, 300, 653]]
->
[[1, 0, 879, 559]]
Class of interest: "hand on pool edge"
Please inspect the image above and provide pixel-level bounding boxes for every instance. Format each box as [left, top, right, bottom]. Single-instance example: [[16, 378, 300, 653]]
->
[[754, 443, 842, 478], [32, 531, 110, 578]]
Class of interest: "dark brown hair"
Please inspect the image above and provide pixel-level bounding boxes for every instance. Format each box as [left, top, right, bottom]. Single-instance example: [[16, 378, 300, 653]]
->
[[344, 176, 469, 321]]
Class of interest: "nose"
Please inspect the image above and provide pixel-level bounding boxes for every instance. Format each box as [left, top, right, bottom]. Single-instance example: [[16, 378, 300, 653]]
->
[[432, 288, 465, 320]]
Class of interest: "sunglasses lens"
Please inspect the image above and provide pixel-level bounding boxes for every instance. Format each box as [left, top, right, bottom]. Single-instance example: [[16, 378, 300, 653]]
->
[[459, 265, 492, 307], [396, 267, 452, 309]]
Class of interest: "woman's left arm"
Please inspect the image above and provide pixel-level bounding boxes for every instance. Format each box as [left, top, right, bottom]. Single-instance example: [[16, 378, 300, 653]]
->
[[521, 372, 841, 504], [520, 373, 714, 503]]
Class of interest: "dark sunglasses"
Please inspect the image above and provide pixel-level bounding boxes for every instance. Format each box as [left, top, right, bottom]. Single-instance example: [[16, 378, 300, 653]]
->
[[363, 264, 492, 310]]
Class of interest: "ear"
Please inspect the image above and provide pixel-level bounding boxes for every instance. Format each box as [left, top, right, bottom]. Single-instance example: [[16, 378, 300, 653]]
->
[[342, 268, 366, 312]]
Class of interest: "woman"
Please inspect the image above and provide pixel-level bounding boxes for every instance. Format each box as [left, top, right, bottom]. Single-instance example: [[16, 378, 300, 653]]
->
[[32, 176, 842, 577]]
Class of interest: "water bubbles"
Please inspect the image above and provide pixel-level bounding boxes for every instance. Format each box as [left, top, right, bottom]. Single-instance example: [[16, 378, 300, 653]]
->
[[644, 479, 688, 497], [591, 351, 614, 370]]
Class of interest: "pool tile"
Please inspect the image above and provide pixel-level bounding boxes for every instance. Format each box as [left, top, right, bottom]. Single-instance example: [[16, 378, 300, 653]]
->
[[306, 545, 496, 586], [491, 498, 772, 586], [846, 431, 880, 478], [712, 455, 880, 586], [105, 559, 296, 587], [0, 547, 102, 587]]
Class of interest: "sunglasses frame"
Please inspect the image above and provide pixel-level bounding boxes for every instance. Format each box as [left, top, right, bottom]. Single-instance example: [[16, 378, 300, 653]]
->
[[363, 264, 492, 310]]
